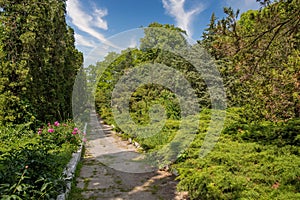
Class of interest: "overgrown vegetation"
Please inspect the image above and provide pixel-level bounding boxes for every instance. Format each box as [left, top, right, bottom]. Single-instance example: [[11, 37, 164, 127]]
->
[[0, 0, 299, 199], [0, 0, 84, 125], [201, 0, 300, 120], [0, 121, 84, 199], [89, 0, 300, 199], [175, 110, 300, 199], [0, 0, 86, 199]]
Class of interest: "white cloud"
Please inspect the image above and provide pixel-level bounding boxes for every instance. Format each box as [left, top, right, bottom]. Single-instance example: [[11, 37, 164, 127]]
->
[[225, 0, 260, 13], [162, 0, 205, 37], [93, 8, 109, 30], [74, 33, 95, 47], [66, 0, 108, 44]]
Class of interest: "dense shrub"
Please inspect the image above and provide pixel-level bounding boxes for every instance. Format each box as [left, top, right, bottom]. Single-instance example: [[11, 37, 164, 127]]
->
[[224, 118, 300, 147], [174, 109, 300, 199], [0, 122, 84, 199]]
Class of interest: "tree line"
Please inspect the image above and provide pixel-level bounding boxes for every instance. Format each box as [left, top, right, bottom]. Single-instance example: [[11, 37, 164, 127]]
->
[[91, 0, 300, 125]]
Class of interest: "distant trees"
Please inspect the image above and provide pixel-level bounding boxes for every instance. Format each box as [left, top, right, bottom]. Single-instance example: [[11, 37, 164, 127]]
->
[[92, 23, 216, 126], [0, 0, 83, 125]]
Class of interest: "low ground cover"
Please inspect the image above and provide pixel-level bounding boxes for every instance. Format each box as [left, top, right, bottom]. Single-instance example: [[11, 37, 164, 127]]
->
[[175, 111, 300, 199], [104, 108, 300, 199]]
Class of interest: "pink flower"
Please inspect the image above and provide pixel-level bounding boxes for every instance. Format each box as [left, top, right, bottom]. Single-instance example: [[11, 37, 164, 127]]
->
[[83, 132, 86, 136], [82, 138, 87, 142], [63, 123, 67, 127], [54, 121, 60, 126], [48, 128, 54, 133], [72, 127, 79, 135], [48, 122, 51, 126], [37, 128, 42, 135]]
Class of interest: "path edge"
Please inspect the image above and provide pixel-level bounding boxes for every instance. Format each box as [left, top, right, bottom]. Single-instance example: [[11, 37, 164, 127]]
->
[[56, 122, 88, 200]]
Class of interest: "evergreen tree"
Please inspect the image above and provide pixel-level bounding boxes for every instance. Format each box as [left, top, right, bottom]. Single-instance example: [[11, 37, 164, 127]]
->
[[0, 0, 83, 125]]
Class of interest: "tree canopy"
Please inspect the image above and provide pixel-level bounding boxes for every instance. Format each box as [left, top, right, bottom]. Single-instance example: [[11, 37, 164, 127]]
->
[[201, 0, 300, 120]]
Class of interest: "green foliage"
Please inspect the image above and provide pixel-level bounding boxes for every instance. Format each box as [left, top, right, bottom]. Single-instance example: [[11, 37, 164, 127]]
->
[[93, 24, 216, 130], [0, 0, 83, 125], [96, 105, 300, 199], [84, 7, 300, 199], [174, 109, 300, 199], [225, 118, 300, 147], [140, 22, 188, 51], [176, 141, 300, 199], [0, 121, 84, 199], [88, 4, 300, 198], [201, 0, 300, 120]]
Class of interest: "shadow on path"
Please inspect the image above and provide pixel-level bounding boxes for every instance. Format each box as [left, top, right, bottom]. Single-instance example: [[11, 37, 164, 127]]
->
[[71, 111, 188, 200]]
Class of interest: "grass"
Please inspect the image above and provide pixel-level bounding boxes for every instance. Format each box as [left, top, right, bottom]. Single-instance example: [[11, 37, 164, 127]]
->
[[68, 153, 85, 200]]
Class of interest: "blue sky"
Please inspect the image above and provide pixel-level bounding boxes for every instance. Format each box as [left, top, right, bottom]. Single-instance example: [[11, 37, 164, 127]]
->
[[66, 0, 260, 62]]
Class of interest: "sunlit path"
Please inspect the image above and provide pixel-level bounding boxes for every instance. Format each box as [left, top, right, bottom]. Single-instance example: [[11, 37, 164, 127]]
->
[[69, 111, 188, 200]]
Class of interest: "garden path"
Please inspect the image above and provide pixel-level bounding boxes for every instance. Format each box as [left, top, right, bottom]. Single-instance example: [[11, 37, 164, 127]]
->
[[70, 110, 188, 200]]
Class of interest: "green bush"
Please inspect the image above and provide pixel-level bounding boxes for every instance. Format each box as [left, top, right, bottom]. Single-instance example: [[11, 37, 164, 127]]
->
[[176, 137, 300, 199], [96, 92, 300, 199], [174, 109, 300, 199], [224, 118, 300, 147], [0, 122, 84, 199]]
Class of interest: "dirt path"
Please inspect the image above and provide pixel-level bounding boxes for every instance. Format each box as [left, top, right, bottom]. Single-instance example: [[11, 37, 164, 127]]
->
[[70, 111, 188, 200]]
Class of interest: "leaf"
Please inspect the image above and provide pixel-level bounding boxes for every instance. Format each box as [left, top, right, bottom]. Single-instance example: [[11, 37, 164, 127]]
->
[[41, 182, 51, 192]]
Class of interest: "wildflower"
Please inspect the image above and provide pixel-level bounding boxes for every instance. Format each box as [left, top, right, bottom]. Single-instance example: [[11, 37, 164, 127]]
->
[[48, 128, 54, 133], [54, 121, 60, 126], [63, 123, 67, 126], [48, 122, 51, 126], [38, 128, 42, 135], [72, 127, 79, 135], [82, 138, 87, 142]]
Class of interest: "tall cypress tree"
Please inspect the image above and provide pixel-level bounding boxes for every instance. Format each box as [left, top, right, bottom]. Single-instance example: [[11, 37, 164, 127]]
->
[[0, 0, 83, 125]]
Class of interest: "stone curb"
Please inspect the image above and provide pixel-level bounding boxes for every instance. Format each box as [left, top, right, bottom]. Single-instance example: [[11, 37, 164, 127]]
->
[[56, 122, 87, 200]]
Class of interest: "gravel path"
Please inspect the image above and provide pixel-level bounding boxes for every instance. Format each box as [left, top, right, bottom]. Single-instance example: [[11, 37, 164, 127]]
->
[[71, 111, 188, 200]]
